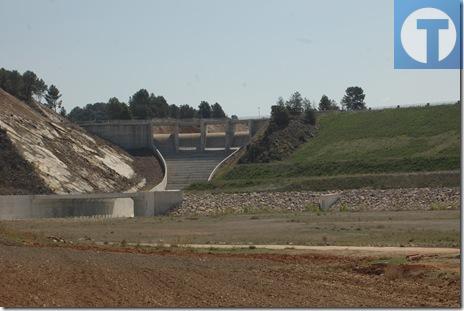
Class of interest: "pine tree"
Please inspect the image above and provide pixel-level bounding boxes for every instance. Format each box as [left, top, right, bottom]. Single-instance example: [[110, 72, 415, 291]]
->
[[341, 87, 366, 111], [45, 85, 62, 111], [286, 92, 304, 115], [198, 101, 212, 118], [211, 102, 226, 118]]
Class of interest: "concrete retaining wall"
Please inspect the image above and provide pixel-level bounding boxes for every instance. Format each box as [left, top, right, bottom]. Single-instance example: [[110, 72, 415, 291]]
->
[[150, 146, 168, 191], [0, 122, 184, 221], [0, 195, 132, 220], [319, 193, 341, 210], [154, 190, 183, 214], [0, 190, 183, 220], [80, 121, 152, 150], [208, 147, 242, 181]]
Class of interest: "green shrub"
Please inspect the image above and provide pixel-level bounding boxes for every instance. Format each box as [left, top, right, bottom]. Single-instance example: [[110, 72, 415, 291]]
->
[[270, 104, 290, 128], [305, 203, 320, 213]]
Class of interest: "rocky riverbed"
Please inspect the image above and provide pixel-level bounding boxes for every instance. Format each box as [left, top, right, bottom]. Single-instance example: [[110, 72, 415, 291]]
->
[[173, 187, 460, 216]]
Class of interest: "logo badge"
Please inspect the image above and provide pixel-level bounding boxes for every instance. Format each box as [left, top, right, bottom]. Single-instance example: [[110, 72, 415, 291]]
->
[[394, 0, 461, 69]]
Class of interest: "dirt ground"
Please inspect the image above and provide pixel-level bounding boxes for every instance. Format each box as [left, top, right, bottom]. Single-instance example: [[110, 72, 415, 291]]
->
[[0, 242, 460, 308], [0, 210, 460, 307]]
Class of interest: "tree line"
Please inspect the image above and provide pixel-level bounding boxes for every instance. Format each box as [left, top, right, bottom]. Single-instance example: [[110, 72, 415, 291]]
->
[[270, 87, 367, 127], [0, 68, 229, 122], [0, 68, 366, 126], [0, 68, 64, 113], [68, 88, 228, 122]]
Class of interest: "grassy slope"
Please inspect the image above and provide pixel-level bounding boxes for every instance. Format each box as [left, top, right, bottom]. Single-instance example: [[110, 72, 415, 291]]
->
[[201, 104, 460, 191], [292, 104, 460, 165]]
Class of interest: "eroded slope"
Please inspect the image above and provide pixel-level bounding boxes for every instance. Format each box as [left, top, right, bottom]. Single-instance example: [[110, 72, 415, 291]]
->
[[0, 89, 150, 194]]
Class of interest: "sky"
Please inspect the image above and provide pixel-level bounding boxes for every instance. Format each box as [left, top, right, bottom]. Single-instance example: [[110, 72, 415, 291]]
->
[[0, 0, 460, 117]]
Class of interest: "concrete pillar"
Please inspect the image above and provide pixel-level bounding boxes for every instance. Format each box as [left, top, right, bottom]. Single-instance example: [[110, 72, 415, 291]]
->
[[200, 120, 206, 152], [174, 121, 179, 152], [225, 120, 234, 151], [147, 122, 153, 148], [133, 192, 155, 217], [248, 119, 256, 138]]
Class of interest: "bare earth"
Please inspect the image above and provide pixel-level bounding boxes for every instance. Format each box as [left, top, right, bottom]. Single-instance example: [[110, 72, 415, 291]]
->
[[0, 209, 460, 307], [0, 243, 459, 308]]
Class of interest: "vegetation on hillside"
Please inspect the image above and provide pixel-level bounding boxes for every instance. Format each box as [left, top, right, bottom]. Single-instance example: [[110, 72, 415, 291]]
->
[[238, 91, 316, 163], [318, 95, 339, 111], [0, 67, 229, 123], [209, 104, 460, 191], [0, 68, 63, 112], [190, 171, 459, 192], [240, 117, 315, 163], [238, 88, 367, 164]]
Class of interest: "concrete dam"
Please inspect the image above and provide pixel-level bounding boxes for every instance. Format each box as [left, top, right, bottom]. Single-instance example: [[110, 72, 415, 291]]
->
[[80, 118, 268, 189]]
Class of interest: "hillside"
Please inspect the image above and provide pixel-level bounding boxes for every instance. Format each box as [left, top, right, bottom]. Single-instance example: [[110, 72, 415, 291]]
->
[[205, 104, 460, 191], [0, 128, 52, 194], [0, 88, 161, 194], [239, 117, 314, 163]]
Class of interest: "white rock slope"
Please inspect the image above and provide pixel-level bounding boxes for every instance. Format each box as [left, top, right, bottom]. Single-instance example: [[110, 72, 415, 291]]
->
[[0, 89, 146, 194]]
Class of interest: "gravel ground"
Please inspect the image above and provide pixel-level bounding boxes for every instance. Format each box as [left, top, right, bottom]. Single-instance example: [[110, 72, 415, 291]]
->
[[175, 187, 460, 215]]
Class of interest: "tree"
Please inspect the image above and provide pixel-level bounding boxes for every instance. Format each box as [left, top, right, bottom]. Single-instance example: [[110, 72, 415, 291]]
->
[[179, 104, 197, 119], [286, 91, 304, 115], [0, 69, 49, 103], [329, 100, 339, 110], [22, 71, 47, 103], [88, 102, 108, 121], [34, 78, 47, 102], [341, 87, 366, 111], [129, 89, 152, 119], [67, 102, 108, 122], [0, 69, 24, 100], [198, 101, 212, 118], [318, 95, 331, 111], [59, 107, 67, 117], [150, 94, 169, 118], [68, 107, 85, 122], [304, 105, 317, 125], [107, 97, 131, 120], [270, 104, 289, 127], [302, 97, 312, 111], [318, 95, 339, 111], [211, 102, 226, 118], [231, 115, 238, 120], [44, 85, 62, 111], [168, 104, 179, 118]]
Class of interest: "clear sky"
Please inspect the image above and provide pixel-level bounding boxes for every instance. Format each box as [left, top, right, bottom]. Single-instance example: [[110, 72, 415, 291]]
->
[[0, 0, 459, 117]]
